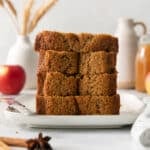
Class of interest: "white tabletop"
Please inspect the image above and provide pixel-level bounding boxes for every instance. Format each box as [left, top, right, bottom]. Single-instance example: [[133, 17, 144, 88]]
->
[[0, 123, 135, 150], [0, 89, 147, 150]]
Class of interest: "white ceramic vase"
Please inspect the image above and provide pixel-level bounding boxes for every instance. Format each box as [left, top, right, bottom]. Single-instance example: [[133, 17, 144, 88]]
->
[[115, 18, 147, 89], [6, 35, 38, 89]]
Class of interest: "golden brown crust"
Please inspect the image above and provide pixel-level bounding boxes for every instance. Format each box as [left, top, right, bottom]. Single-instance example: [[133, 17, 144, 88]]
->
[[37, 71, 46, 96], [34, 31, 118, 53], [37, 50, 46, 72], [36, 96, 46, 114], [81, 34, 118, 52], [78, 33, 94, 51], [35, 31, 71, 51], [64, 33, 80, 51]]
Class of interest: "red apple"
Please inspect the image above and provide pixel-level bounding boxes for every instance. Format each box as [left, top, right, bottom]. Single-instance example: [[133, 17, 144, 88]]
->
[[0, 65, 26, 95]]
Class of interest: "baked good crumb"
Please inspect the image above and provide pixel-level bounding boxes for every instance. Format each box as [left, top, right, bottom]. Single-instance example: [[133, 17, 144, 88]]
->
[[79, 73, 117, 96], [35, 30, 119, 115], [36, 95, 120, 115], [43, 72, 78, 96], [39, 50, 78, 75], [76, 94, 120, 115], [79, 51, 116, 75], [36, 95, 78, 115], [35, 31, 118, 53]]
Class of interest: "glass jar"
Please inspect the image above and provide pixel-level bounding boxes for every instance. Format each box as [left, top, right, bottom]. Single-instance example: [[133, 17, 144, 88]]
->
[[135, 34, 150, 92]]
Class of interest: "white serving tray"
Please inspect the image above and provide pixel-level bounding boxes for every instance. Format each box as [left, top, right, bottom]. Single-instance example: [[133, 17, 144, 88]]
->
[[4, 92, 145, 128]]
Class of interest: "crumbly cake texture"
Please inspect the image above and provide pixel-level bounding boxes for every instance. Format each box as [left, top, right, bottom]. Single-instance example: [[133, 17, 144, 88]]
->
[[36, 95, 120, 115], [76, 95, 120, 115], [36, 96, 78, 115], [38, 50, 116, 75], [37, 71, 117, 97], [43, 72, 78, 96], [79, 51, 116, 74], [35, 30, 119, 115], [39, 50, 78, 75], [79, 73, 117, 96], [35, 31, 118, 52]]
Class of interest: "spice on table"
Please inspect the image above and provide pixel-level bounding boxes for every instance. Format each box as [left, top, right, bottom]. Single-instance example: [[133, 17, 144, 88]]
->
[[0, 133, 52, 150], [0, 140, 10, 150], [26, 133, 52, 150], [0, 137, 27, 147]]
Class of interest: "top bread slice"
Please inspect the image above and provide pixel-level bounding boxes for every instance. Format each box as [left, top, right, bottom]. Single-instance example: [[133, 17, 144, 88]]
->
[[35, 31, 118, 53]]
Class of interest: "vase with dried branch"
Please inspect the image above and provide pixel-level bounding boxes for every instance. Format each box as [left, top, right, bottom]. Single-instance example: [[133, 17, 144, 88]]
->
[[0, 0, 58, 89]]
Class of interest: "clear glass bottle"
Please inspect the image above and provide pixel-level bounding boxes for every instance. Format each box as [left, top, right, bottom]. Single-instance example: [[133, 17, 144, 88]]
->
[[135, 34, 150, 92]]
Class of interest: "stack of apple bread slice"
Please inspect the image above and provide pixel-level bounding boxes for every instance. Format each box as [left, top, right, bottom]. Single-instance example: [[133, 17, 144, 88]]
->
[[35, 31, 120, 115]]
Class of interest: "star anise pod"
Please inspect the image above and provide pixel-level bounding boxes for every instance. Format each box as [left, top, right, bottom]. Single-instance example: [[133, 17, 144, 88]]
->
[[26, 133, 52, 150]]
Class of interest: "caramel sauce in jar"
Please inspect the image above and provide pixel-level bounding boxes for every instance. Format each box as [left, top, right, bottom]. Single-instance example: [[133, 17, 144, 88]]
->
[[135, 44, 150, 92]]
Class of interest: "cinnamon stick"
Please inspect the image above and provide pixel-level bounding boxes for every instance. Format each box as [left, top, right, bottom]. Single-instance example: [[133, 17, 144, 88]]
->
[[0, 133, 52, 149], [0, 137, 27, 147], [0, 141, 10, 150]]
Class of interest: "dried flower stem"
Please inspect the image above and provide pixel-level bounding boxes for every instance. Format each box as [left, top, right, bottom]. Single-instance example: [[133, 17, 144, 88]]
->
[[0, 0, 3, 7], [5, 0, 17, 17], [1, 0, 57, 34], [28, 0, 57, 33], [0, 140, 10, 150], [21, 0, 34, 35]]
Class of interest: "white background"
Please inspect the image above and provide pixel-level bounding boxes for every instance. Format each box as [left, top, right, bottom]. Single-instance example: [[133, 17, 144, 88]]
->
[[0, 0, 150, 64]]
